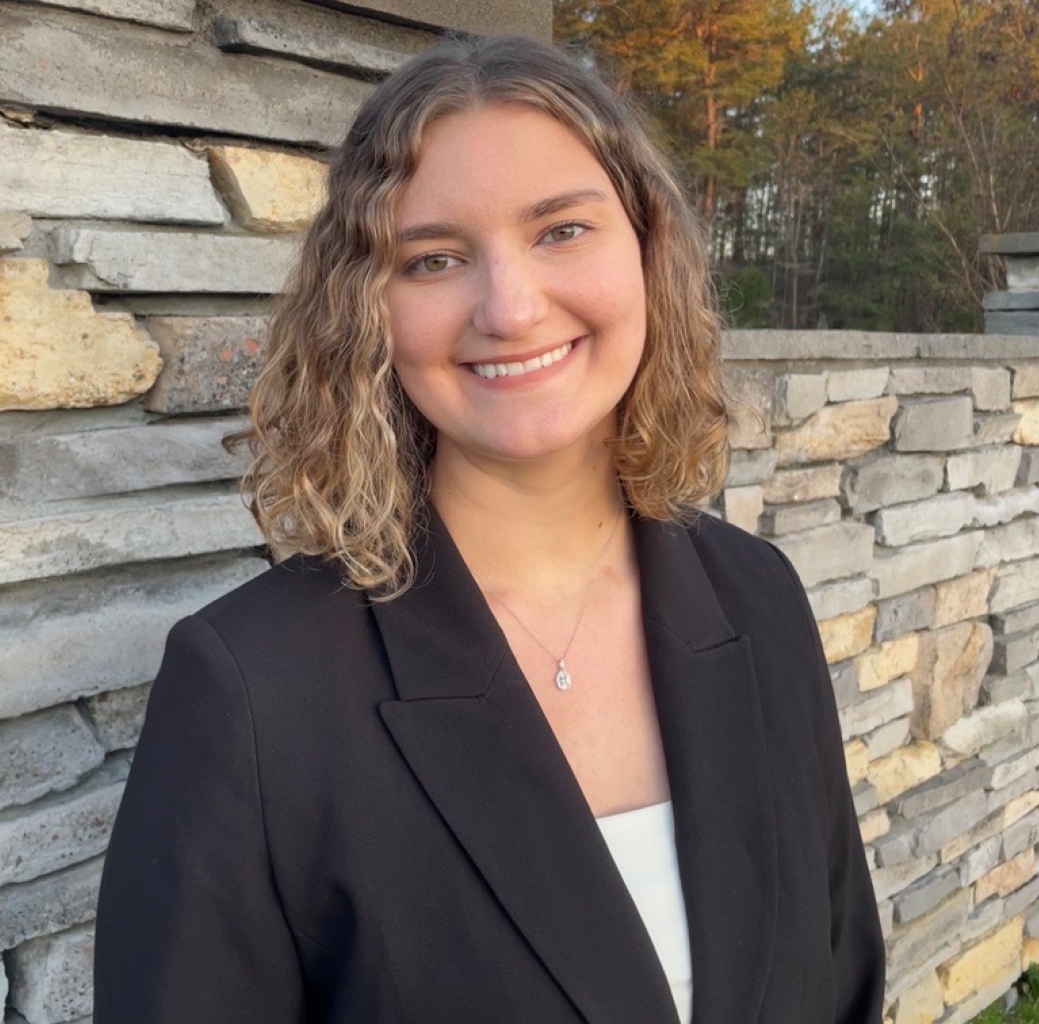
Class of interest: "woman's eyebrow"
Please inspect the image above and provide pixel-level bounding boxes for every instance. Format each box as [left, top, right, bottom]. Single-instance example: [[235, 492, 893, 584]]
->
[[396, 188, 610, 245]]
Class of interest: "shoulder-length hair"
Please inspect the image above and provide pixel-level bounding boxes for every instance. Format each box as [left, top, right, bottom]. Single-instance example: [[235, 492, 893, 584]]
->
[[226, 33, 729, 599]]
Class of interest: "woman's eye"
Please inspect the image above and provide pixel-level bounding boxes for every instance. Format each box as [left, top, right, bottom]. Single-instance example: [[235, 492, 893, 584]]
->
[[545, 222, 586, 243], [407, 253, 461, 275]]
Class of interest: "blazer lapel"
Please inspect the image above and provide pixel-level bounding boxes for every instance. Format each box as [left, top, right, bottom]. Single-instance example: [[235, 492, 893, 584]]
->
[[373, 508, 777, 1024], [373, 507, 679, 1024], [635, 517, 778, 1024]]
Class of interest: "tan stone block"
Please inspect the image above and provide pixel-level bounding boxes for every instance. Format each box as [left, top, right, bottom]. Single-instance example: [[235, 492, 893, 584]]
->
[[939, 918, 1022, 1005], [819, 606, 877, 664], [1024, 937, 1039, 969], [721, 486, 763, 533], [868, 742, 943, 804], [0, 209, 31, 253], [975, 848, 1037, 903], [856, 634, 921, 692], [1012, 400, 1039, 445], [940, 811, 1004, 863], [761, 463, 843, 503], [1004, 791, 1039, 828], [860, 808, 891, 844], [910, 622, 993, 740], [775, 396, 898, 466], [893, 970, 943, 1024], [845, 740, 868, 786], [933, 569, 997, 628], [208, 146, 328, 232], [0, 258, 161, 410]]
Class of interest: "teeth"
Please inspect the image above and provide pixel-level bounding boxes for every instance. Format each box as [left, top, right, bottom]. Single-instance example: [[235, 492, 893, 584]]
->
[[470, 341, 574, 379]]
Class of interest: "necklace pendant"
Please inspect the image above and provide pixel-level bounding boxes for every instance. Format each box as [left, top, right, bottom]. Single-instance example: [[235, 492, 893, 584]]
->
[[555, 661, 572, 691]]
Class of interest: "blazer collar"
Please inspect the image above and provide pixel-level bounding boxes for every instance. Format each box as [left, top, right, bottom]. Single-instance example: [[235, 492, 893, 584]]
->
[[372, 507, 778, 1024]]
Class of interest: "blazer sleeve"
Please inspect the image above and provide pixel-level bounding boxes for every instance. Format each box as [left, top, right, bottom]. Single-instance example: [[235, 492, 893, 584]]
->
[[769, 544, 887, 1024], [93, 614, 306, 1023]]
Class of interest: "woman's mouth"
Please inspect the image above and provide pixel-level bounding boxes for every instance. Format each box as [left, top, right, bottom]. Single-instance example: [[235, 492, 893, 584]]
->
[[468, 340, 575, 379]]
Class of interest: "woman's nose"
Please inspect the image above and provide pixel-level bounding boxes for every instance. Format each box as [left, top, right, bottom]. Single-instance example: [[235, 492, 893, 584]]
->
[[470, 253, 550, 340]]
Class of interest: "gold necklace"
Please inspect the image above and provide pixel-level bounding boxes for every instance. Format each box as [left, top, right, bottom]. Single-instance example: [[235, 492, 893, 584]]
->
[[475, 507, 623, 692]]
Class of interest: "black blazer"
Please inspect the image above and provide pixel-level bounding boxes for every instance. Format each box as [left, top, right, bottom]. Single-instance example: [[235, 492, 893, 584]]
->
[[94, 509, 885, 1024]]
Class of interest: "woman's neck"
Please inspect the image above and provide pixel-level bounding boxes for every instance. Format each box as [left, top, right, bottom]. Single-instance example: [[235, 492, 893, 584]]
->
[[429, 436, 629, 602]]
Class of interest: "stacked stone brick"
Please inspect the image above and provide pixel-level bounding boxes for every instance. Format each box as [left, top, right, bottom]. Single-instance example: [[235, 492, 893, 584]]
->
[[724, 329, 1039, 1024], [983, 233, 1039, 337], [0, 1, 549, 1021]]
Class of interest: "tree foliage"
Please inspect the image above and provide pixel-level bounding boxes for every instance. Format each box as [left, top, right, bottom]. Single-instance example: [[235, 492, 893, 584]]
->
[[554, 0, 1039, 331]]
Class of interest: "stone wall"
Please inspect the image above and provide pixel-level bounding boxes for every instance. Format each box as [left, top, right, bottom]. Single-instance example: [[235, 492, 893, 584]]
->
[[2, 3, 1038, 1022], [983, 233, 1039, 337], [0, 1, 549, 1022], [722, 329, 1039, 1024]]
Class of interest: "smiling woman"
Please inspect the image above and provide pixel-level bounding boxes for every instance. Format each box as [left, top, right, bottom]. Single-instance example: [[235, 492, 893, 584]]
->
[[93, 33, 886, 1024]]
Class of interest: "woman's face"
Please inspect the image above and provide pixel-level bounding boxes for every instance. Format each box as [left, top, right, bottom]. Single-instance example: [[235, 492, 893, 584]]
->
[[386, 102, 647, 466]]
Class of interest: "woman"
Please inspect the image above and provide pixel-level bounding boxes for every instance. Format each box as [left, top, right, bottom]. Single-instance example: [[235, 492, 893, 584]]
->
[[94, 33, 885, 1024]]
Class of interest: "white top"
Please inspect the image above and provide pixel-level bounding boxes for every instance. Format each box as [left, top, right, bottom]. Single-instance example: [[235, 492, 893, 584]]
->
[[594, 800, 693, 1024]]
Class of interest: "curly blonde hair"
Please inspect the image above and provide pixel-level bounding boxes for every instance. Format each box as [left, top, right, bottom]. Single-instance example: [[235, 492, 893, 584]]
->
[[226, 33, 729, 599]]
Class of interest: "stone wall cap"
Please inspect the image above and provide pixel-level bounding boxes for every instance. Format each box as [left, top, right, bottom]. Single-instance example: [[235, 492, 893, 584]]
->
[[980, 232, 1039, 256]]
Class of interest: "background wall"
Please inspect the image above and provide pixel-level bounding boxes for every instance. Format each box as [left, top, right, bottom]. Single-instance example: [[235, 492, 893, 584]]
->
[[0, 2, 1037, 1023]]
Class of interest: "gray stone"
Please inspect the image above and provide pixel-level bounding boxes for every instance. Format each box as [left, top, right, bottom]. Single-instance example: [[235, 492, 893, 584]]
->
[[989, 557, 1039, 614], [0, 8, 372, 146], [993, 603, 1039, 636], [874, 823, 916, 868], [1005, 875, 1039, 918], [914, 791, 992, 857], [992, 628, 1039, 675], [838, 678, 914, 741], [771, 521, 874, 589], [760, 463, 842, 504], [1008, 257, 1039, 291], [84, 682, 151, 752], [971, 487, 1039, 527], [722, 330, 918, 361], [1003, 807, 1039, 860], [724, 449, 778, 487], [945, 446, 1023, 495], [0, 757, 128, 886], [7, 0, 194, 29], [919, 334, 1039, 359], [870, 533, 980, 600], [314, 0, 551, 36], [888, 366, 972, 397], [958, 835, 1002, 886], [875, 587, 936, 642], [143, 315, 268, 414], [0, 493, 261, 589], [212, 1, 436, 77], [758, 498, 841, 536], [863, 716, 911, 760], [892, 759, 991, 820], [1011, 363, 1039, 399], [973, 412, 1022, 445], [51, 226, 297, 293], [0, 124, 223, 224], [841, 454, 944, 513], [982, 669, 1035, 706], [852, 781, 878, 816], [827, 367, 889, 402], [806, 577, 875, 623], [830, 660, 860, 710], [941, 700, 1029, 758], [0, 556, 265, 719], [1016, 449, 1039, 485], [972, 368, 1014, 411], [985, 292, 1039, 311], [893, 865, 961, 924], [873, 492, 974, 547], [0, 209, 31, 253], [892, 396, 974, 452], [878, 899, 894, 939], [0, 856, 102, 949], [726, 368, 773, 450], [987, 767, 1039, 814], [8, 923, 94, 1024], [976, 517, 1039, 569], [988, 311, 1039, 335], [0, 417, 249, 501], [0, 706, 104, 812], [870, 854, 940, 901], [773, 373, 827, 425], [980, 232, 1039, 256]]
